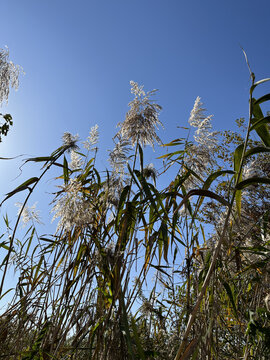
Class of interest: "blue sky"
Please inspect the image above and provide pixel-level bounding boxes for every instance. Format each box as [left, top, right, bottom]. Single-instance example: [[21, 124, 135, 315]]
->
[[1, 0, 270, 226], [0, 0, 270, 309]]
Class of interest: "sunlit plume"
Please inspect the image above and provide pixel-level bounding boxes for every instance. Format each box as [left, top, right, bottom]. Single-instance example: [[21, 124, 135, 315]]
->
[[184, 96, 217, 190], [62, 132, 79, 152], [83, 124, 99, 150], [117, 81, 163, 148], [0, 47, 24, 106], [189, 96, 217, 148], [69, 150, 83, 170], [15, 202, 42, 226], [102, 172, 124, 208], [51, 178, 95, 232], [108, 135, 132, 174]]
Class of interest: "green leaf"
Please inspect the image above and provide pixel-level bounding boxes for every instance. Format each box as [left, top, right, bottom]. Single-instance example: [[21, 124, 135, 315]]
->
[[148, 182, 168, 216], [251, 99, 270, 146], [244, 146, 270, 158], [236, 177, 270, 190], [222, 281, 238, 319], [25, 227, 35, 257], [234, 143, 244, 216], [0, 288, 13, 301], [150, 264, 171, 277], [0, 156, 19, 160], [117, 201, 138, 252], [3, 213, 10, 228], [235, 190, 242, 217], [198, 251, 211, 289], [25, 156, 53, 163], [251, 77, 270, 92], [175, 189, 230, 215], [158, 149, 185, 160], [161, 138, 185, 147], [79, 158, 94, 181], [203, 170, 235, 190], [115, 185, 130, 232], [0, 241, 12, 251], [10, 177, 39, 192], [127, 163, 142, 190], [135, 170, 162, 217], [200, 224, 206, 244], [93, 167, 101, 185], [250, 115, 270, 132], [33, 255, 44, 284], [158, 226, 163, 263], [63, 155, 69, 184], [138, 143, 144, 171], [234, 143, 244, 177], [254, 93, 270, 106], [120, 291, 136, 360], [131, 316, 146, 360], [196, 170, 234, 211], [1, 177, 39, 205]]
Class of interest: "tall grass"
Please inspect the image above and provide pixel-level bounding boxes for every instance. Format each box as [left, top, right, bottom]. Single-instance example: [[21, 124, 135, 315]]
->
[[0, 64, 269, 359]]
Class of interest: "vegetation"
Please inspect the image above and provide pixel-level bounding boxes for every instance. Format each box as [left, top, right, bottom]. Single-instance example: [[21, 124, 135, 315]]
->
[[0, 47, 22, 143], [0, 52, 269, 359]]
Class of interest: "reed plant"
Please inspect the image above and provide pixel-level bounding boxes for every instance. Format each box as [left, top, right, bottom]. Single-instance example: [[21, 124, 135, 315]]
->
[[0, 55, 269, 359]]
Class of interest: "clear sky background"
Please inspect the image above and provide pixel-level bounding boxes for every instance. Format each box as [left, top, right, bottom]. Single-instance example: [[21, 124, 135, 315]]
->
[[1, 0, 270, 230]]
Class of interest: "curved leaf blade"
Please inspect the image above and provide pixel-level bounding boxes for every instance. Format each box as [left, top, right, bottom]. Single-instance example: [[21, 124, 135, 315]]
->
[[251, 99, 270, 146], [244, 146, 270, 158], [1, 177, 39, 205], [236, 177, 270, 190]]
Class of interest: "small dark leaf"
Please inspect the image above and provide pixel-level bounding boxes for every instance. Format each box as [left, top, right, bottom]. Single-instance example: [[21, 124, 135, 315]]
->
[[63, 155, 69, 184]]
